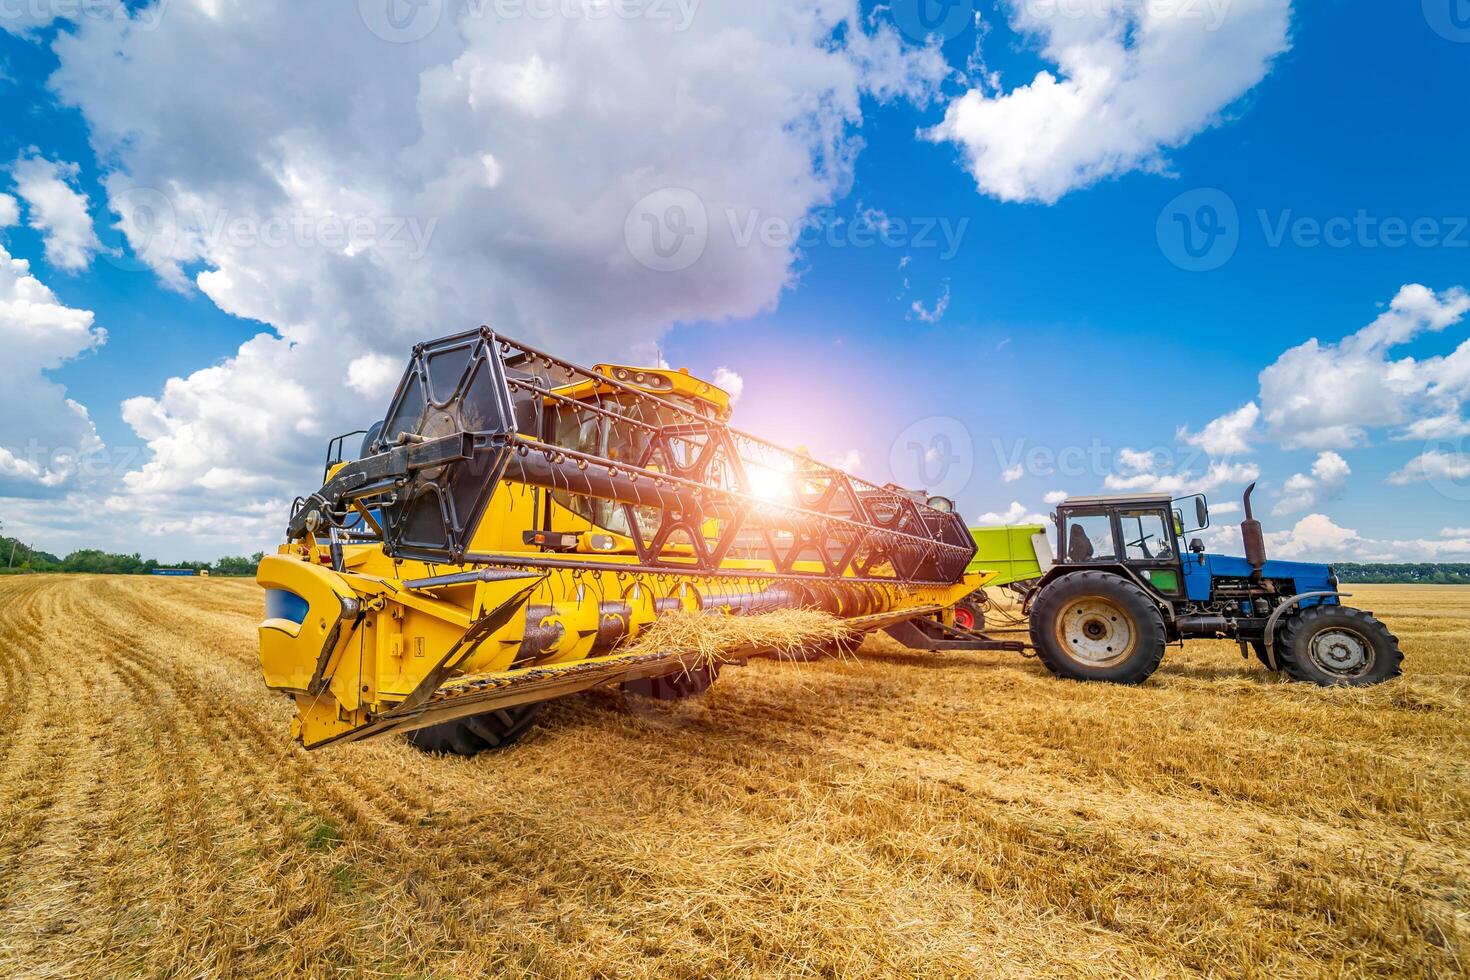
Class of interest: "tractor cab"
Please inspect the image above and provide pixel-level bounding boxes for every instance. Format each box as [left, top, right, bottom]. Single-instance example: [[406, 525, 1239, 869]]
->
[[1052, 491, 1206, 599]]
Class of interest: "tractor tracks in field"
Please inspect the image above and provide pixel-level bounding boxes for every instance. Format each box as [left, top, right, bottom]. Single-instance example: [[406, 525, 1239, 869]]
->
[[0, 577, 444, 975]]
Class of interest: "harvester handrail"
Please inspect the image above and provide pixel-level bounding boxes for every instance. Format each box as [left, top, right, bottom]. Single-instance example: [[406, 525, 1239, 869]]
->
[[503, 433, 968, 564], [492, 331, 947, 518]]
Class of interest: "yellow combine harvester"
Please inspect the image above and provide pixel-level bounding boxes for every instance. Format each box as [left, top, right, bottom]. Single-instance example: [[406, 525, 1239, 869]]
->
[[258, 329, 992, 753]]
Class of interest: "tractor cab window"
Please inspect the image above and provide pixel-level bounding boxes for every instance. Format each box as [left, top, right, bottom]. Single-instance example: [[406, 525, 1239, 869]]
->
[[1120, 509, 1173, 561], [1063, 512, 1116, 562]]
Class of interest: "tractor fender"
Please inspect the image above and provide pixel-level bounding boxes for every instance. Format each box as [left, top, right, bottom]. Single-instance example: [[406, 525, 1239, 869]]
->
[[1262, 591, 1349, 670], [1026, 564, 1177, 623]]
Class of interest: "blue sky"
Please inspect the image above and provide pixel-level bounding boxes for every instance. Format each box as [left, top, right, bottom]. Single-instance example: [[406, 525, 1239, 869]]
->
[[1, 0, 1468, 562]]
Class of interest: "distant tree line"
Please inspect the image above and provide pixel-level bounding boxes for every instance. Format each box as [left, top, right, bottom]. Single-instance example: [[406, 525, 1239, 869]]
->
[[1334, 563, 1470, 585], [0, 536, 265, 577]]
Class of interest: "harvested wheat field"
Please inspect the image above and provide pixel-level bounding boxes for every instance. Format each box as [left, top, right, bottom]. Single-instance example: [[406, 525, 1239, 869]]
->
[[0, 576, 1466, 978]]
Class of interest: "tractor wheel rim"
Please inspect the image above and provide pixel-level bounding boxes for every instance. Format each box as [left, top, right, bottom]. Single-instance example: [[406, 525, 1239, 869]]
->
[[1056, 597, 1134, 667], [1310, 627, 1372, 677], [955, 608, 974, 630]]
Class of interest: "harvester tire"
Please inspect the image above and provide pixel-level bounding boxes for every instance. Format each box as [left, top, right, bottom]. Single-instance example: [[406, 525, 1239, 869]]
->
[[1275, 605, 1403, 687], [406, 703, 544, 756], [781, 634, 862, 663], [953, 599, 987, 633], [1029, 571, 1167, 685], [622, 663, 720, 700]]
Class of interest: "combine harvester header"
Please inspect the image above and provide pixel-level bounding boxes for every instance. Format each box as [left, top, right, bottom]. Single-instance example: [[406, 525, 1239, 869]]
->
[[259, 328, 996, 753]]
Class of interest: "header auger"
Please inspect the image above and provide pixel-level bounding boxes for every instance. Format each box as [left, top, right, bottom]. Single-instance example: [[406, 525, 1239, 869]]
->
[[259, 328, 987, 752]]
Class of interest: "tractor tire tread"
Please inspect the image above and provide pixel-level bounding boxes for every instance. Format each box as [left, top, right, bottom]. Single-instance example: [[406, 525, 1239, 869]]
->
[[1275, 605, 1403, 687], [1029, 570, 1167, 686]]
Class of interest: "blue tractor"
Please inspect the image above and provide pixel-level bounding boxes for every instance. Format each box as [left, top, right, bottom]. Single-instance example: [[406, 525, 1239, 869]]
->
[[1024, 484, 1402, 686]]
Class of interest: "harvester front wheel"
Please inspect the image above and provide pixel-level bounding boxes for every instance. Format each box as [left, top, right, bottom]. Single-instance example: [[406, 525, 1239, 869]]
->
[[1030, 571, 1167, 685], [781, 634, 862, 663], [1275, 605, 1403, 687], [622, 663, 720, 700], [406, 704, 544, 756]]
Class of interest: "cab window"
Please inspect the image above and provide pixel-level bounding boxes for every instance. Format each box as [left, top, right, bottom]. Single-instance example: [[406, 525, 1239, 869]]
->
[[1120, 509, 1173, 561], [1064, 512, 1116, 562]]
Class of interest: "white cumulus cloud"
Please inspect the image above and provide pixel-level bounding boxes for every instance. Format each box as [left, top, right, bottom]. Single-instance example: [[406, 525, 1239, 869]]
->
[[0, 241, 106, 491], [10, 154, 103, 271], [1273, 451, 1350, 516], [976, 501, 1049, 525], [712, 366, 744, 405], [1104, 458, 1259, 496], [346, 352, 403, 399], [1200, 513, 1470, 563], [927, 0, 1291, 203], [1259, 284, 1470, 449], [1387, 450, 1470, 487], [1178, 401, 1258, 457], [35, 0, 945, 552]]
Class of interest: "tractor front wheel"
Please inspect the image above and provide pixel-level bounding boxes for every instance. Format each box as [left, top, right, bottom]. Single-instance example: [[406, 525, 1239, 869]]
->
[[1030, 571, 1168, 685], [1275, 605, 1403, 687]]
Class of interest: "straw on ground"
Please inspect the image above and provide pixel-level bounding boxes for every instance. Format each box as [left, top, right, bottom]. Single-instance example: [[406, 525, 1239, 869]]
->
[[0, 577, 1465, 977]]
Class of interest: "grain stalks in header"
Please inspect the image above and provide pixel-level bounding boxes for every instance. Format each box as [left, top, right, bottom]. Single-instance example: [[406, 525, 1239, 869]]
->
[[258, 328, 989, 753]]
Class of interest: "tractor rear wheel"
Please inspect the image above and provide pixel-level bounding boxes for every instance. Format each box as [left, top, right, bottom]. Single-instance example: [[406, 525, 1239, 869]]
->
[[1275, 605, 1403, 687], [1030, 571, 1168, 685], [406, 703, 544, 756]]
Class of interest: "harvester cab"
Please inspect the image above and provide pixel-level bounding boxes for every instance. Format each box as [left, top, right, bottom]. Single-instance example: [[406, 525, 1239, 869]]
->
[[1025, 483, 1402, 687]]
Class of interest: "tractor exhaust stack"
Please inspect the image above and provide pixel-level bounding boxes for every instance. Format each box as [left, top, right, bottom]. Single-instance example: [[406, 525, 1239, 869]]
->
[[1240, 481, 1267, 576]]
